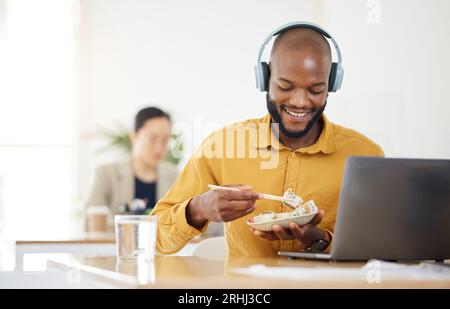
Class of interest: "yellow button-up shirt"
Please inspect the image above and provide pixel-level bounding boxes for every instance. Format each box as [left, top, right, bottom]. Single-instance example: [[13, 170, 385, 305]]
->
[[151, 114, 384, 256]]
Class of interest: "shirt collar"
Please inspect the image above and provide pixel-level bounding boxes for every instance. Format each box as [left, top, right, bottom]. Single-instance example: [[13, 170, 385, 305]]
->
[[254, 113, 336, 154]]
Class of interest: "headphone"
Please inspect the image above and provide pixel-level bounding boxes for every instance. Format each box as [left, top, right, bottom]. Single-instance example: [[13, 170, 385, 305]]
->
[[254, 21, 344, 93]]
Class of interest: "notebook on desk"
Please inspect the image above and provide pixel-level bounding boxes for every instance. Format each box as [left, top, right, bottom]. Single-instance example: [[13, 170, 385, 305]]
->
[[279, 157, 450, 261]]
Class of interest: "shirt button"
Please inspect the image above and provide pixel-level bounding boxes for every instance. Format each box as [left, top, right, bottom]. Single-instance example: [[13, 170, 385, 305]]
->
[[291, 152, 297, 158]]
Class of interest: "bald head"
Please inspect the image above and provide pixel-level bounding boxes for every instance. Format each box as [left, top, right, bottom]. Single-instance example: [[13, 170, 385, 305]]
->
[[270, 28, 332, 64]]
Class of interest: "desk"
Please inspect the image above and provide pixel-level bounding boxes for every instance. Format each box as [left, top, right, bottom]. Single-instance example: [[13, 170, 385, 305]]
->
[[12, 233, 116, 272], [3, 234, 206, 273], [0, 233, 115, 288], [47, 255, 450, 288], [15, 233, 116, 245], [0, 235, 205, 288]]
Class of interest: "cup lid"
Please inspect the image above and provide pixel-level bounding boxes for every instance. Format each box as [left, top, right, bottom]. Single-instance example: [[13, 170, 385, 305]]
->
[[87, 205, 110, 215]]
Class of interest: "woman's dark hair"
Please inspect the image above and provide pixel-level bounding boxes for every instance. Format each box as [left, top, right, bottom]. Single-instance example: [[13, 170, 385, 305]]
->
[[134, 107, 171, 132]]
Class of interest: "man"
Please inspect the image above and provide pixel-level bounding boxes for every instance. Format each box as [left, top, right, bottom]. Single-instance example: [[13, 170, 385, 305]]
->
[[151, 24, 383, 256]]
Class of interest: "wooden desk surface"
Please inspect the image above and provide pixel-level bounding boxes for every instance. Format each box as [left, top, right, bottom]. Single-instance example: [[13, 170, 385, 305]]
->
[[15, 232, 116, 245], [47, 254, 450, 289], [13, 234, 211, 245]]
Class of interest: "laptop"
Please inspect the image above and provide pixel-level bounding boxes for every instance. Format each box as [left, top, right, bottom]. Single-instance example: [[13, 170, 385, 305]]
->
[[279, 157, 450, 261]]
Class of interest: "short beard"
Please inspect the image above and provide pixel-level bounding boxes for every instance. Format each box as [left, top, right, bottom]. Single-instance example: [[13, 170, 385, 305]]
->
[[266, 93, 326, 139]]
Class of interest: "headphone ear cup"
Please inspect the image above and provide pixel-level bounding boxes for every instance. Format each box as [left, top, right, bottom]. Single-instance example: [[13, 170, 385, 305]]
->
[[334, 64, 344, 92], [261, 62, 270, 92], [328, 62, 338, 92]]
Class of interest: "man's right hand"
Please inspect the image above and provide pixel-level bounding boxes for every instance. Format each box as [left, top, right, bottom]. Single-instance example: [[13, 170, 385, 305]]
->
[[186, 185, 260, 230]]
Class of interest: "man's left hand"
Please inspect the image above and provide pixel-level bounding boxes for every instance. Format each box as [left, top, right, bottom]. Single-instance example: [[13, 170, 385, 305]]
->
[[250, 210, 326, 248]]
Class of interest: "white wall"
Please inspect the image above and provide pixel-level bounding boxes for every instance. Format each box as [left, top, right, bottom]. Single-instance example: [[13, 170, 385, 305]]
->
[[76, 0, 450, 201], [321, 0, 450, 158]]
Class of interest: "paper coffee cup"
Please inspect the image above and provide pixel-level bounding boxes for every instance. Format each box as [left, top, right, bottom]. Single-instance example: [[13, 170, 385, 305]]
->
[[87, 205, 110, 232]]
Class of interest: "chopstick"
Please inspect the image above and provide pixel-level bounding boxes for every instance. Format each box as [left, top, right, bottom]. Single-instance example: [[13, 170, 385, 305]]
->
[[207, 184, 298, 208]]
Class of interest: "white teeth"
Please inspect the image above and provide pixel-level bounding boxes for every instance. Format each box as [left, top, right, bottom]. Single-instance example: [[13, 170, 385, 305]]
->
[[284, 108, 309, 118]]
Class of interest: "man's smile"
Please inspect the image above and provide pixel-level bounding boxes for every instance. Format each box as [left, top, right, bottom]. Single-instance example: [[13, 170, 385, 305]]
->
[[281, 106, 313, 124]]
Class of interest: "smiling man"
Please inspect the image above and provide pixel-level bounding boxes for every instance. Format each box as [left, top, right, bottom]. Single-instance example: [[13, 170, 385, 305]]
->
[[151, 22, 384, 256]]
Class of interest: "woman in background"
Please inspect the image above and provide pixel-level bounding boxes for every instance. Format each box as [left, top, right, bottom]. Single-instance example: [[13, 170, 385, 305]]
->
[[86, 107, 178, 226]]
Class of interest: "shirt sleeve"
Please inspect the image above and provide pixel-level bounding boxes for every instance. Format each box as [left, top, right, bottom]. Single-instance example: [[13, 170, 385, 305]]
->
[[376, 144, 385, 157], [151, 139, 220, 255], [323, 229, 333, 254]]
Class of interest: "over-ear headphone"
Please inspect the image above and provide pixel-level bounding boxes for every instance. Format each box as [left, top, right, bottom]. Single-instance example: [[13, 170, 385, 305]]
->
[[254, 21, 344, 93]]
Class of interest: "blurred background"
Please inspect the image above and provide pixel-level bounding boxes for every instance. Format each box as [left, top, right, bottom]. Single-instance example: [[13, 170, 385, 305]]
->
[[0, 0, 449, 239]]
